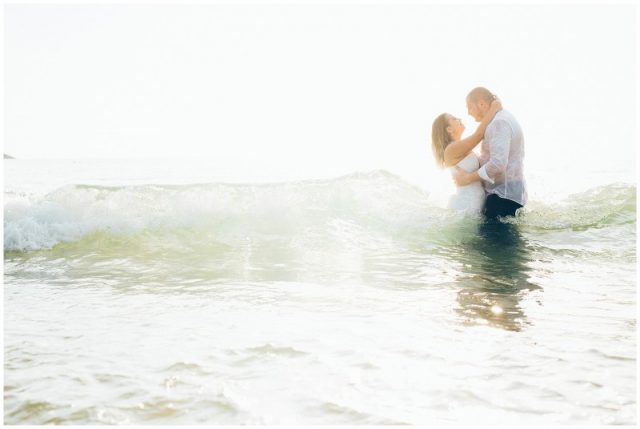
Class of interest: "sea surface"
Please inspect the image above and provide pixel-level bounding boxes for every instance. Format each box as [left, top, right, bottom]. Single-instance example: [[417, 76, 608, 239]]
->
[[3, 158, 637, 425]]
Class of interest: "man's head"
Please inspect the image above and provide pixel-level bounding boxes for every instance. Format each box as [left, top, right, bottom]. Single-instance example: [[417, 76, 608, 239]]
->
[[466, 87, 495, 122]]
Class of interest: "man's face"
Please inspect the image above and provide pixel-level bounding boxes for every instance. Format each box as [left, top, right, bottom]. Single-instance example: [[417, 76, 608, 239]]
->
[[466, 98, 485, 122]]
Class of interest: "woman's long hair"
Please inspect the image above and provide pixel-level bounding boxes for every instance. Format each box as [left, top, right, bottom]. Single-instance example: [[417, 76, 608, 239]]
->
[[431, 113, 452, 168]]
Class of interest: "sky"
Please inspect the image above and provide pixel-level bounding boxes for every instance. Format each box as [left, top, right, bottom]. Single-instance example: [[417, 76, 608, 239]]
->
[[3, 1, 637, 185]]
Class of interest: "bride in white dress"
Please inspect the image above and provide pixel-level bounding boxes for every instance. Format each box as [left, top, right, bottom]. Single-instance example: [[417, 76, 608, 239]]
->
[[431, 99, 502, 214]]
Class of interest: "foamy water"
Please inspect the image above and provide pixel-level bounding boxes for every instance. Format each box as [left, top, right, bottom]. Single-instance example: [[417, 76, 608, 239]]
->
[[3, 159, 636, 425]]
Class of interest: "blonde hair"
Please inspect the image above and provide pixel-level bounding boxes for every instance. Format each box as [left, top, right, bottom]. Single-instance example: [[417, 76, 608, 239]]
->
[[431, 113, 453, 168]]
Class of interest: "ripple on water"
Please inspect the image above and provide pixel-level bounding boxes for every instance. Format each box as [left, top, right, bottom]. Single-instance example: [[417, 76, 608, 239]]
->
[[164, 361, 209, 374], [245, 343, 309, 357], [309, 401, 409, 425], [5, 400, 67, 425]]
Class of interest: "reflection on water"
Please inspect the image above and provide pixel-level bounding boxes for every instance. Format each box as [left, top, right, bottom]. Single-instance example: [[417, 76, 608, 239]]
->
[[447, 220, 541, 331], [5, 211, 637, 425]]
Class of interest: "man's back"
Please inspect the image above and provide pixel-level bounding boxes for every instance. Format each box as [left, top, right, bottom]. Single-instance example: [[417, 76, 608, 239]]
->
[[479, 109, 527, 206]]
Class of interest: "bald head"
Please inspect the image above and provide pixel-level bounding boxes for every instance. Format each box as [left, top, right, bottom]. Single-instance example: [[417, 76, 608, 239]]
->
[[466, 87, 495, 104], [466, 86, 495, 122]]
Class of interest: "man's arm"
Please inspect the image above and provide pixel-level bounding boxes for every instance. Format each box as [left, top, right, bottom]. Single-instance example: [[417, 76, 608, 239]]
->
[[452, 168, 481, 186], [476, 118, 511, 184], [453, 119, 511, 186]]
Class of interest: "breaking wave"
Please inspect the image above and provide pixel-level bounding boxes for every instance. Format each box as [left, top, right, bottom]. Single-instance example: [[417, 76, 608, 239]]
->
[[4, 170, 635, 253]]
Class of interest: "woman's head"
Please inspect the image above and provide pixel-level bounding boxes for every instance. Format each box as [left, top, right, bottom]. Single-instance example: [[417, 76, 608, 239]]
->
[[431, 113, 465, 167]]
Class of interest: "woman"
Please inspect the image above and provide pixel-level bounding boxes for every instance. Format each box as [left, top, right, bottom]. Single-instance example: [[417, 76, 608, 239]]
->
[[431, 98, 502, 214]]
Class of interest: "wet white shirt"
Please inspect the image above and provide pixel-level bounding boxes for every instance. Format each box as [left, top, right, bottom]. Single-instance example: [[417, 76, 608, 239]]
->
[[477, 109, 527, 206]]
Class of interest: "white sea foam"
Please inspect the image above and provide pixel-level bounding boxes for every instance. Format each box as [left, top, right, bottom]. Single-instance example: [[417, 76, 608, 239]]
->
[[3, 170, 635, 253]]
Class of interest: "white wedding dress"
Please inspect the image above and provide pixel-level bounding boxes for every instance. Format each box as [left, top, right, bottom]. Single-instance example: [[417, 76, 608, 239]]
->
[[447, 152, 486, 215]]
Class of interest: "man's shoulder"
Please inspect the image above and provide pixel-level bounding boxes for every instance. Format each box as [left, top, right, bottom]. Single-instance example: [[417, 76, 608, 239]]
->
[[497, 109, 520, 124], [489, 110, 519, 130], [494, 109, 514, 121]]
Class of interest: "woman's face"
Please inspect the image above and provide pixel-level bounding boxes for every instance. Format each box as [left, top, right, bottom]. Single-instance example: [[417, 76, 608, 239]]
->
[[446, 114, 465, 140]]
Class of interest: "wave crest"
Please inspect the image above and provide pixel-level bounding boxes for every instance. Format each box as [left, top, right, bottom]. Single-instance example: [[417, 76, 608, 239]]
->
[[4, 172, 635, 252], [519, 183, 636, 231]]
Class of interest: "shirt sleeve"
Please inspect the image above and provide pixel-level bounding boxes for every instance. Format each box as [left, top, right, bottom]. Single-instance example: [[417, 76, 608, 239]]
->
[[478, 118, 511, 184], [477, 165, 494, 184]]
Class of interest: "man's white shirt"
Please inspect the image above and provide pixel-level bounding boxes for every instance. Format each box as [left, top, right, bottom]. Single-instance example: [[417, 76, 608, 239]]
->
[[477, 109, 527, 206]]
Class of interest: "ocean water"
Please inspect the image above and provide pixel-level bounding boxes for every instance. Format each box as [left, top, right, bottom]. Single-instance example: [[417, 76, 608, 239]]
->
[[3, 158, 636, 425]]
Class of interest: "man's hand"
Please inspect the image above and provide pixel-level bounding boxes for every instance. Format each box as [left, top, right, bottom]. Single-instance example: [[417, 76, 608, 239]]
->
[[489, 97, 502, 115], [452, 167, 471, 187]]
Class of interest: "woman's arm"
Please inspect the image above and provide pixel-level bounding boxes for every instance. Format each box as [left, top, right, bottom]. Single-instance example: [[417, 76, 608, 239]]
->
[[443, 99, 502, 167]]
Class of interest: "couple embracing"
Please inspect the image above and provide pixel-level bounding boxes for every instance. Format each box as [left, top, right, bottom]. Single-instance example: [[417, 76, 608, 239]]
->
[[431, 87, 527, 220]]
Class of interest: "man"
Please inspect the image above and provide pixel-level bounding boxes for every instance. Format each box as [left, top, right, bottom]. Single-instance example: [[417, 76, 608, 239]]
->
[[454, 87, 527, 219]]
